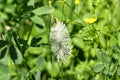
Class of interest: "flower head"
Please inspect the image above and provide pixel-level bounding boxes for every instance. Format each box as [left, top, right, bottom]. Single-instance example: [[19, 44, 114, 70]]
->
[[85, 17, 97, 24], [74, 0, 80, 5], [5, 26, 11, 30], [50, 22, 72, 62], [48, 1, 52, 6]]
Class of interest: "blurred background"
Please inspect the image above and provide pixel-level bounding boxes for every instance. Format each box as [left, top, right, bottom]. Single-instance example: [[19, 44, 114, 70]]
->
[[0, 0, 120, 80]]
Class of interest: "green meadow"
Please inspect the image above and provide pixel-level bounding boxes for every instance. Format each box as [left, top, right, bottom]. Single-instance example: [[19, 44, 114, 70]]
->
[[0, 0, 120, 80]]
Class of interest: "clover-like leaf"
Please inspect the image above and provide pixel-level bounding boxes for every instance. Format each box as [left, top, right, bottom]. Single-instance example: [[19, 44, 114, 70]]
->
[[9, 45, 22, 64], [0, 40, 8, 48], [96, 49, 107, 63], [94, 63, 104, 73], [33, 6, 54, 16], [30, 37, 42, 47], [31, 16, 45, 26], [0, 47, 7, 59]]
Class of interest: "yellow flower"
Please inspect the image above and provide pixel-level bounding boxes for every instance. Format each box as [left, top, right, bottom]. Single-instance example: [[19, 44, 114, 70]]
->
[[98, 0, 101, 4], [48, 1, 52, 6], [74, 0, 80, 5], [85, 17, 97, 24]]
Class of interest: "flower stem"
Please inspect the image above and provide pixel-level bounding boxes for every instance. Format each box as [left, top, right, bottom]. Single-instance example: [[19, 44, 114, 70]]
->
[[64, 1, 86, 26]]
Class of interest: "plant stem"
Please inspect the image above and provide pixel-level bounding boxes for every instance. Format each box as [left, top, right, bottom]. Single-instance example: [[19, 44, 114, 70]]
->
[[59, 62, 64, 80], [64, 1, 86, 26]]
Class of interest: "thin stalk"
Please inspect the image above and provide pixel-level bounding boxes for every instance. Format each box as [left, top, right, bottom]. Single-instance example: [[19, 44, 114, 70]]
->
[[59, 62, 64, 80], [64, 1, 86, 26], [110, 66, 118, 80], [48, 14, 53, 64], [62, 2, 66, 21], [61, 63, 63, 80], [48, 14, 54, 79], [23, 22, 35, 80], [27, 22, 34, 43]]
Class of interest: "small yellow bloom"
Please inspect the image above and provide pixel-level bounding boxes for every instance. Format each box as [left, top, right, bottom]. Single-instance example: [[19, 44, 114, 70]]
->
[[98, 0, 101, 4], [48, 1, 52, 6], [85, 17, 97, 24], [74, 0, 80, 5]]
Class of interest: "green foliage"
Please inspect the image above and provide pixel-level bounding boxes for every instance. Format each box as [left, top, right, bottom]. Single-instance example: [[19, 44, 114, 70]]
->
[[0, 63, 9, 80], [32, 6, 54, 16], [0, 0, 120, 80]]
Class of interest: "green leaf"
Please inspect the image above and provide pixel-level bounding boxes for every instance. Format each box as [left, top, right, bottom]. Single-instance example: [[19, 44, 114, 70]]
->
[[12, 32, 22, 51], [0, 63, 9, 80], [15, 46, 22, 64], [0, 40, 8, 48], [96, 49, 107, 63], [0, 74, 9, 80], [0, 47, 7, 59], [46, 62, 60, 77], [113, 54, 119, 60], [9, 45, 17, 63], [9, 45, 22, 64], [99, 34, 106, 48], [118, 32, 120, 47], [72, 19, 84, 26], [35, 24, 44, 29], [30, 37, 42, 47], [27, 0, 35, 6], [103, 65, 109, 75], [109, 64, 115, 74], [18, 38, 27, 45], [94, 63, 104, 73], [0, 12, 8, 22], [35, 70, 41, 80], [72, 37, 84, 49], [117, 67, 120, 75], [4, 4, 16, 13], [26, 47, 41, 54], [31, 16, 45, 26], [32, 6, 54, 15], [36, 56, 45, 69], [27, 68, 37, 78], [0, 63, 9, 74]]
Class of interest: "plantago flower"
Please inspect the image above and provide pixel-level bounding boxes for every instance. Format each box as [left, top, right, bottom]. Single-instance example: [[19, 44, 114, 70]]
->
[[50, 22, 72, 62], [85, 17, 97, 24]]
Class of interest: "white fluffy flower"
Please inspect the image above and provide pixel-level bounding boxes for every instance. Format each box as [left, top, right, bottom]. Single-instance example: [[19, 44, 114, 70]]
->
[[50, 22, 72, 62]]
